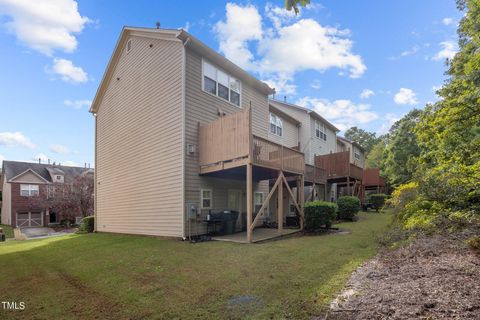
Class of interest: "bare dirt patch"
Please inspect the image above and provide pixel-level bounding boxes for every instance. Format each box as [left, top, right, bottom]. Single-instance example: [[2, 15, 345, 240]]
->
[[327, 233, 480, 319]]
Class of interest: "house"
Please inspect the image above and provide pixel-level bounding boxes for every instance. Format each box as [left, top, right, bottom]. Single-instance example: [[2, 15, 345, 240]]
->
[[315, 136, 366, 200], [0, 161, 93, 227], [267, 99, 339, 206], [90, 26, 314, 242]]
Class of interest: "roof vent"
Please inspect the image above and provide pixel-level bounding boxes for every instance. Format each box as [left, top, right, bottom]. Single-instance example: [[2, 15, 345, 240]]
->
[[126, 39, 132, 53]]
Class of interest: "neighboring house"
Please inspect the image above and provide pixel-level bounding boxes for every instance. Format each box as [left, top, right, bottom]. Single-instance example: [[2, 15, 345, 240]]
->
[[336, 136, 366, 168], [269, 100, 339, 165], [91, 27, 309, 242], [0, 161, 92, 228]]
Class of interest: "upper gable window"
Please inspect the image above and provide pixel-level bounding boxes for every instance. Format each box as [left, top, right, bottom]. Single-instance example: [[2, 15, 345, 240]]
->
[[270, 113, 283, 137], [202, 60, 241, 106], [354, 148, 361, 160], [315, 120, 327, 141], [20, 184, 39, 197]]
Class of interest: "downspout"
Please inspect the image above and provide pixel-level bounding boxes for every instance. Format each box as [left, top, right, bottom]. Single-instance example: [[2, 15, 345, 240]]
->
[[180, 36, 190, 240]]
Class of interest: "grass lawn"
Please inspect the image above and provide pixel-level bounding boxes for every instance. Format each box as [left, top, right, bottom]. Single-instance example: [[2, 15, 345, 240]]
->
[[0, 211, 392, 320], [0, 224, 14, 238]]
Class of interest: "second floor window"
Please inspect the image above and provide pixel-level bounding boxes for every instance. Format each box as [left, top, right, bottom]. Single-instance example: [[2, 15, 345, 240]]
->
[[20, 184, 39, 197], [202, 60, 241, 106], [270, 113, 283, 136], [354, 149, 361, 160], [315, 120, 327, 141]]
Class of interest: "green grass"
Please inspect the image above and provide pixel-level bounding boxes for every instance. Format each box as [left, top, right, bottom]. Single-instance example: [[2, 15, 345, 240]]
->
[[0, 224, 14, 238], [0, 211, 392, 320]]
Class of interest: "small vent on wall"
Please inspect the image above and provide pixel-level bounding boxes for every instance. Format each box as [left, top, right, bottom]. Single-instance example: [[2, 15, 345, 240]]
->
[[126, 39, 132, 53]]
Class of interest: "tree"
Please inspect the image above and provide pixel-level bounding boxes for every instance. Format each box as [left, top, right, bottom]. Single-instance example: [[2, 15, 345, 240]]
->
[[285, 0, 310, 14], [344, 126, 379, 154], [382, 109, 423, 187], [414, 0, 480, 210], [366, 140, 385, 169], [27, 171, 94, 222]]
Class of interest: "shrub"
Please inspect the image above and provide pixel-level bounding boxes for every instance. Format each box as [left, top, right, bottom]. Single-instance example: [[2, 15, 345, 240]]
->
[[369, 194, 388, 212], [467, 236, 480, 251], [336, 196, 360, 220], [304, 201, 337, 230], [78, 216, 95, 233], [389, 182, 418, 213]]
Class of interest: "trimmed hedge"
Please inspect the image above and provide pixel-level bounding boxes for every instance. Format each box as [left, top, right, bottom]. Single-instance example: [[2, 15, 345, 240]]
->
[[337, 196, 361, 220], [304, 201, 337, 230], [369, 194, 388, 212], [78, 216, 95, 233]]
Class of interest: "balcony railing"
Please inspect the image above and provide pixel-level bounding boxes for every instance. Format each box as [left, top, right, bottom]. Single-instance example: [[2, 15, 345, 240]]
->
[[315, 151, 363, 180], [304, 164, 327, 184], [199, 107, 304, 175]]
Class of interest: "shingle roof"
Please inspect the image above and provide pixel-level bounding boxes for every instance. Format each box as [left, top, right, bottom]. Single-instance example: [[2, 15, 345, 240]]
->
[[2, 161, 93, 183]]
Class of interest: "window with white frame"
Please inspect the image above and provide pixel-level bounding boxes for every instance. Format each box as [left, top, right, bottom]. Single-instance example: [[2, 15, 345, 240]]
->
[[270, 113, 283, 136], [20, 184, 39, 197], [47, 185, 55, 199], [315, 120, 327, 141], [202, 60, 241, 106], [254, 192, 264, 206], [354, 148, 361, 160], [200, 189, 212, 209]]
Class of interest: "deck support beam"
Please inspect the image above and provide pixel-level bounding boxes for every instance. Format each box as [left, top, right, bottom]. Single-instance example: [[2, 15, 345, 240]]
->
[[277, 171, 283, 234], [246, 163, 253, 243], [300, 175, 304, 230]]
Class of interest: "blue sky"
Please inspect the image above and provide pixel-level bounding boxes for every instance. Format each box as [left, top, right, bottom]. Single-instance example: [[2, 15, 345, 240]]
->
[[0, 0, 461, 167]]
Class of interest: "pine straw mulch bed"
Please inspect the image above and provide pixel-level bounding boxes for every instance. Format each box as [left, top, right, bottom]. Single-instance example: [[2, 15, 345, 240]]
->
[[326, 231, 480, 319]]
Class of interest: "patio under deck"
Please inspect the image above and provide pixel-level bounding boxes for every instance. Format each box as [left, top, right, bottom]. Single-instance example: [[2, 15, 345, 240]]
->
[[212, 227, 300, 243], [198, 107, 306, 243]]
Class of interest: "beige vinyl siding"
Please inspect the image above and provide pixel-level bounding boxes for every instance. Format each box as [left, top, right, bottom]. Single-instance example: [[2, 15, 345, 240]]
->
[[309, 120, 337, 164], [95, 35, 184, 237], [184, 47, 270, 235], [268, 115, 298, 148], [351, 146, 365, 168], [1, 181, 11, 225]]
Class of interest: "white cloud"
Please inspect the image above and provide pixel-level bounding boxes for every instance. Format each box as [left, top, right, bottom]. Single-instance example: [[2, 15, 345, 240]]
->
[[432, 85, 442, 93], [0, 0, 90, 56], [310, 79, 321, 90], [432, 41, 458, 61], [33, 153, 48, 163], [377, 113, 401, 135], [296, 97, 378, 131], [214, 3, 366, 95], [0, 154, 5, 166], [360, 89, 374, 99], [64, 99, 91, 109], [442, 17, 453, 26], [0, 131, 35, 149], [50, 58, 88, 83], [61, 160, 79, 167], [50, 144, 69, 154], [394, 88, 418, 105], [213, 3, 262, 70]]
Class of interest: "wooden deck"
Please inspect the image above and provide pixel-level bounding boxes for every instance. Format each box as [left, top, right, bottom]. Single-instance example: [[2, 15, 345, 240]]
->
[[199, 107, 304, 176], [315, 151, 363, 181], [212, 227, 300, 243]]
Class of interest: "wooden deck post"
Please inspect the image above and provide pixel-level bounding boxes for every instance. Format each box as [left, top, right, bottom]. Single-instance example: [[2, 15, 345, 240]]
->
[[300, 174, 305, 230], [246, 163, 253, 243], [347, 176, 351, 196], [277, 171, 283, 234]]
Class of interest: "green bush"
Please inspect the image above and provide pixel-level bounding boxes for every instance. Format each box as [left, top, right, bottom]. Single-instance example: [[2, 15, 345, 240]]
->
[[78, 216, 95, 233], [369, 194, 388, 212], [467, 236, 480, 251], [336, 196, 360, 220], [304, 201, 337, 230]]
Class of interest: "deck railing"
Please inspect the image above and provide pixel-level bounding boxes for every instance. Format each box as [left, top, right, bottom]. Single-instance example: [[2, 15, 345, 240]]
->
[[304, 164, 327, 184], [199, 108, 304, 174], [252, 136, 304, 174], [315, 151, 363, 180]]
